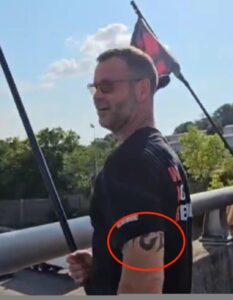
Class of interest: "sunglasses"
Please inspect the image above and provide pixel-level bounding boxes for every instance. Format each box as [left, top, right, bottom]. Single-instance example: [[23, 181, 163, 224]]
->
[[87, 78, 143, 95]]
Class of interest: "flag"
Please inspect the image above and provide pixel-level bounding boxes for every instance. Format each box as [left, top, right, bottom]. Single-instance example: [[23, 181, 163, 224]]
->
[[131, 18, 181, 88]]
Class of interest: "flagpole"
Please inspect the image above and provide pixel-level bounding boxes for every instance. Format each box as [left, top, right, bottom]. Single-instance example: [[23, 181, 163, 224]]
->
[[0, 46, 77, 252], [177, 73, 233, 156], [131, 1, 157, 38], [130, 1, 233, 156]]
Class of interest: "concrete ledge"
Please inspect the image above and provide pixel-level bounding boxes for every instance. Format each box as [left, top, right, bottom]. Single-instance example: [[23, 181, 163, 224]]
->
[[192, 240, 233, 293]]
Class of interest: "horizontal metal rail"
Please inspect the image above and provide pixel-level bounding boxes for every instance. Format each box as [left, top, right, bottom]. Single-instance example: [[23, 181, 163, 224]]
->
[[0, 187, 233, 275], [191, 186, 233, 215], [0, 216, 93, 276]]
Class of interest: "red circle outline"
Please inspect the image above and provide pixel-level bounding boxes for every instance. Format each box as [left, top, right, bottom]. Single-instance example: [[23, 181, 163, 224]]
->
[[106, 211, 186, 272]]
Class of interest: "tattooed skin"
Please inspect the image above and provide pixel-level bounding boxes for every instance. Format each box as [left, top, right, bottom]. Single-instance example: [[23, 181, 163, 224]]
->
[[139, 232, 164, 251], [123, 232, 164, 252]]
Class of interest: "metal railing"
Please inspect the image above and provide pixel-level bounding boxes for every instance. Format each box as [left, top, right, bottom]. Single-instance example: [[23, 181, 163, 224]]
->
[[192, 186, 233, 245], [0, 186, 233, 276]]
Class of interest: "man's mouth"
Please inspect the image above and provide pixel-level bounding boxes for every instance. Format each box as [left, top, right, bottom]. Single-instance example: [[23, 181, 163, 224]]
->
[[97, 107, 109, 112]]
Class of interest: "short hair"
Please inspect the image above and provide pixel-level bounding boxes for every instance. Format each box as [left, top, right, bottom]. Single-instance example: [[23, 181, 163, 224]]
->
[[97, 46, 158, 94]]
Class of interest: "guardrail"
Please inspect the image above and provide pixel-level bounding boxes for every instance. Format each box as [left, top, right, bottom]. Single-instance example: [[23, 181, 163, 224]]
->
[[0, 186, 233, 276], [192, 186, 233, 244]]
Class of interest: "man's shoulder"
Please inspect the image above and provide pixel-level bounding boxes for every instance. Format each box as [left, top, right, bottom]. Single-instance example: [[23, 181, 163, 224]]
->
[[105, 130, 171, 169], [105, 148, 146, 174], [111, 127, 164, 157], [104, 146, 165, 185]]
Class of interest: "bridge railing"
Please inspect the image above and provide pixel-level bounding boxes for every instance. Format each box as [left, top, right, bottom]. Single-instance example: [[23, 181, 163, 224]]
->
[[0, 186, 233, 276], [192, 186, 233, 245]]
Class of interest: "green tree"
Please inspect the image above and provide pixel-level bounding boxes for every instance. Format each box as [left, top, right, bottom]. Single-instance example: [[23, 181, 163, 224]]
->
[[63, 135, 118, 194], [63, 145, 93, 194], [173, 121, 195, 134], [174, 102, 233, 134], [0, 128, 81, 199], [179, 127, 232, 189], [0, 137, 37, 198], [208, 153, 233, 190], [37, 127, 80, 194], [213, 103, 233, 129], [0, 127, 119, 199]]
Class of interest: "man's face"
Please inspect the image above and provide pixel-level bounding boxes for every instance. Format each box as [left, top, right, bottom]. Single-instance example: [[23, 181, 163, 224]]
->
[[92, 57, 139, 133]]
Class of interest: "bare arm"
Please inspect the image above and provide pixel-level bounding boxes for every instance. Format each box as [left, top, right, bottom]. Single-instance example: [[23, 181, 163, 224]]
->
[[117, 231, 164, 294]]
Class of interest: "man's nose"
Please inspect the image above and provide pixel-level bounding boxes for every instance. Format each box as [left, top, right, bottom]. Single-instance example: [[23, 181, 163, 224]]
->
[[93, 87, 105, 102]]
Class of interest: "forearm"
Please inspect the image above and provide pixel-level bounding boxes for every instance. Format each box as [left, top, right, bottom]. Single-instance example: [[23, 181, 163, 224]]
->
[[117, 231, 165, 294], [117, 276, 163, 294]]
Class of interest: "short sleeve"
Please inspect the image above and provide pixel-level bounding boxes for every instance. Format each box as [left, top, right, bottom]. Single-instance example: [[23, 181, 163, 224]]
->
[[102, 152, 165, 250]]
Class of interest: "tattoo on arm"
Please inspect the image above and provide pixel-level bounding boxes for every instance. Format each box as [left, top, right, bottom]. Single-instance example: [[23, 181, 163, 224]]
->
[[139, 232, 164, 251], [123, 231, 164, 252]]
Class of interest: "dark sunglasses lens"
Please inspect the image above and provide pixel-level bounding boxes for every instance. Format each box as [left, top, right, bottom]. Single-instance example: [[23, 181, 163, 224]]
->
[[99, 81, 114, 93]]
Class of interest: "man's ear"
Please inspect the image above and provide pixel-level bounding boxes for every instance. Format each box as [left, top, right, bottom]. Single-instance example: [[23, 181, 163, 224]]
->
[[136, 78, 151, 102], [157, 75, 170, 90]]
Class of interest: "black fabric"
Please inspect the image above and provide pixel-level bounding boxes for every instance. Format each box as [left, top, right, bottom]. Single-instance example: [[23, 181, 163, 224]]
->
[[84, 127, 192, 295]]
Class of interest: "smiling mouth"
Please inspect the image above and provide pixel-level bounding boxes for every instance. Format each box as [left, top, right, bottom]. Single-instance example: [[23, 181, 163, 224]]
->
[[97, 107, 109, 112]]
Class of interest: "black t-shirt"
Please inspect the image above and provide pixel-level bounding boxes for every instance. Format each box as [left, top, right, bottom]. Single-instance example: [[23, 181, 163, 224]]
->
[[84, 127, 192, 295]]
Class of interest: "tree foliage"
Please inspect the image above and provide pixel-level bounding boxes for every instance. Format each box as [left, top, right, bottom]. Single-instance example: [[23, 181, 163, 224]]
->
[[180, 127, 233, 190], [0, 128, 117, 199], [213, 103, 233, 129], [174, 103, 233, 134]]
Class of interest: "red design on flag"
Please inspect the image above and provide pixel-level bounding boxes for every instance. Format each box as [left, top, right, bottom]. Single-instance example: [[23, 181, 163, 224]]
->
[[131, 18, 180, 83], [141, 32, 160, 57]]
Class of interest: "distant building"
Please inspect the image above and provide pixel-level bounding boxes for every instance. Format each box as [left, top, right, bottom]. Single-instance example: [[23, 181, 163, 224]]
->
[[166, 125, 233, 153], [165, 133, 183, 153], [223, 125, 233, 148]]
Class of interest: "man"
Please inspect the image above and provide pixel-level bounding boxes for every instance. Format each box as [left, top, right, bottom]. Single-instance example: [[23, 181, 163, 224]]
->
[[67, 47, 192, 294]]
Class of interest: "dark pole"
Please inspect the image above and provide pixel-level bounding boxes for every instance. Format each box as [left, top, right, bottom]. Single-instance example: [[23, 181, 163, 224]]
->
[[130, 1, 233, 156], [0, 46, 77, 252], [177, 73, 233, 156], [131, 1, 157, 37]]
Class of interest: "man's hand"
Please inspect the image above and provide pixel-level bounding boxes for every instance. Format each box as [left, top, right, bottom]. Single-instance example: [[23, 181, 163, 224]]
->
[[67, 250, 92, 286]]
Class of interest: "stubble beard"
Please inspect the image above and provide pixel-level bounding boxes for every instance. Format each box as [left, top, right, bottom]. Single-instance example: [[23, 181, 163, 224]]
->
[[98, 89, 137, 135], [110, 93, 137, 135]]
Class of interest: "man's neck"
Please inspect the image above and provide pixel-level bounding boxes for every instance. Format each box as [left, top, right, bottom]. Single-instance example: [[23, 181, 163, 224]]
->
[[114, 115, 155, 144]]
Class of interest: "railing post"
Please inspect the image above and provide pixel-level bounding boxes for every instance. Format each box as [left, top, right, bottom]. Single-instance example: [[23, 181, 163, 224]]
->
[[200, 207, 233, 245]]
